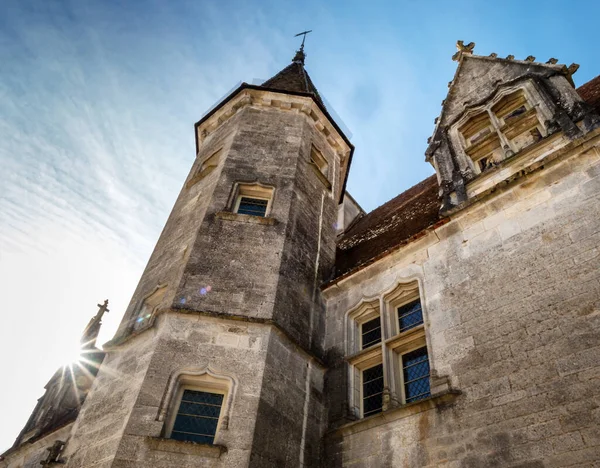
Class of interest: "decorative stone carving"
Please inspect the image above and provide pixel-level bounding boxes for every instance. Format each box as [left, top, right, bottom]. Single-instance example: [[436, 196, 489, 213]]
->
[[39, 440, 65, 465], [452, 40, 475, 61]]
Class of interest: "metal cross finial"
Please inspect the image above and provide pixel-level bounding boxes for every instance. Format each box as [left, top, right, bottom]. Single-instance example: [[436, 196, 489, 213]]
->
[[294, 30, 312, 50]]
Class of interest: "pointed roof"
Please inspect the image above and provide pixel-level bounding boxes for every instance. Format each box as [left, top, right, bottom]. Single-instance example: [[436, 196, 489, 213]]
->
[[260, 48, 324, 106]]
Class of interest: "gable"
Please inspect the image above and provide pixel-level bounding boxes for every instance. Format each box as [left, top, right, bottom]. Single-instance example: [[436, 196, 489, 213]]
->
[[440, 54, 566, 127]]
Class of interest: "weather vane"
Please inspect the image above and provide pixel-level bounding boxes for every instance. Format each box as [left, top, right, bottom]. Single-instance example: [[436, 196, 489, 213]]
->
[[294, 30, 312, 50]]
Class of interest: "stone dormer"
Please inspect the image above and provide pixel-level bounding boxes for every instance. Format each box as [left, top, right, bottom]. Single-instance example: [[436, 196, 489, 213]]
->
[[426, 42, 600, 213]]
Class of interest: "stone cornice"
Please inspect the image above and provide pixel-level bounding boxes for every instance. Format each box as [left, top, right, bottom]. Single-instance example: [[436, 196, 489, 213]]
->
[[194, 84, 354, 203]]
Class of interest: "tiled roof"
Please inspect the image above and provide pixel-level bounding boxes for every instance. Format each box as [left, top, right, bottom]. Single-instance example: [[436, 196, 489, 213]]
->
[[334, 175, 441, 278], [331, 75, 600, 282], [261, 61, 324, 106], [577, 75, 600, 113]]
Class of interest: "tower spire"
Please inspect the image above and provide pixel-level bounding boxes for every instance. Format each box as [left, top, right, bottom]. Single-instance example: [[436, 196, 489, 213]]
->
[[81, 299, 109, 349]]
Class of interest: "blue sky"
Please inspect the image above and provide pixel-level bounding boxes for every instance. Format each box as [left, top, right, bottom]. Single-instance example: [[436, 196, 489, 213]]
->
[[1, 0, 599, 452]]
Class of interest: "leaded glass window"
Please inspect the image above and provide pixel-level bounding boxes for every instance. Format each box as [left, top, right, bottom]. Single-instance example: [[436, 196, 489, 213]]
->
[[398, 299, 423, 333], [362, 364, 384, 417], [236, 197, 268, 217], [402, 347, 430, 403], [361, 317, 381, 349], [171, 390, 223, 444]]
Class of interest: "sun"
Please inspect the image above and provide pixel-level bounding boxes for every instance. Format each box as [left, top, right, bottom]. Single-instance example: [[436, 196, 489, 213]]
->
[[56, 340, 86, 366]]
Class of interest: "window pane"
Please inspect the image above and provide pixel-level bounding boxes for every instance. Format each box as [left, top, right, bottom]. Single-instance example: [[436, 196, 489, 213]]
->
[[181, 390, 223, 406], [361, 317, 381, 349], [402, 347, 430, 403], [362, 364, 383, 417], [171, 390, 223, 445], [398, 299, 423, 333], [237, 197, 268, 217]]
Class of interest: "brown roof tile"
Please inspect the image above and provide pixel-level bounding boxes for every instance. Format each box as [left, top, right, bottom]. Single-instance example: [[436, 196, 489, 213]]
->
[[261, 62, 324, 106], [334, 175, 441, 278], [577, 75, 600, 113]]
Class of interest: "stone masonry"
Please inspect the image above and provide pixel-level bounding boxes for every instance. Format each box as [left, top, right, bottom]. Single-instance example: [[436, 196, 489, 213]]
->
[[2, 43, 600, 468]]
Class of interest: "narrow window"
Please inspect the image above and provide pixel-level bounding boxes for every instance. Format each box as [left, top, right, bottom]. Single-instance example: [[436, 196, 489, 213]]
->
[[310, 145, 332, 189], [397, 299, 423, 333], [362, 364, 384, 417], [402, 347, 431, 403], [236, 197, 268, 217], [233, 184, 274, 217], [187, 149, 222, 188], [171, 390, 224, 444], [311, 146, 329, 178], [361, 317, 382, 349]]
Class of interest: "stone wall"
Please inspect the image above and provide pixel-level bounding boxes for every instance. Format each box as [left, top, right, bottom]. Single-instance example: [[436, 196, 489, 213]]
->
[[322, 141, 600, 467], [1, 425, 73, 468], [114, 112, 237, 338], [249, 331, 327, 467], [110, 313, 271, 468]]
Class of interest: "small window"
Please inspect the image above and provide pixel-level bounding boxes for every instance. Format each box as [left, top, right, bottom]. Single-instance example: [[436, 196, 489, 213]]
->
[[187, 149, 222, 188], [459, 113, 493, 148], [362, 364, 384, 417], [171, 389, 224, 444], [310, 145, 332, 190], [402, 347, 431, 403], [311, 146, 329, 178], [233, 184, 274, 217], [397, 299, 424, 333], [236, 197, 268, 217], [133, 285, 167, 331], [503, 105, 527, 123], [361, 317, 382, 349]]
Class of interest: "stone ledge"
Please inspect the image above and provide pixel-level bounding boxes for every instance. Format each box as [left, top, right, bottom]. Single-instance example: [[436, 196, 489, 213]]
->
[[215, 211, 277, 225], [330, 389, 461, 437], [144, 437, 227, 458]]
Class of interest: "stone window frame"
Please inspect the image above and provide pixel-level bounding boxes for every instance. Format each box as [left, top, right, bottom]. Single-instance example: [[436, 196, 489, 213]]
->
[[158, 367, 237, 446], [231, 182, 275, 218], [345, 279, 433, 419], [131, 283, 168, 332], [449, 80, 554, 176], [186, 148, 223, 189], [309, 144, 332, 191]]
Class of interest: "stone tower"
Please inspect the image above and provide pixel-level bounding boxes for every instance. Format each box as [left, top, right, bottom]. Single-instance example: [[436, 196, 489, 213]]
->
[[60, 48, 353, 467]]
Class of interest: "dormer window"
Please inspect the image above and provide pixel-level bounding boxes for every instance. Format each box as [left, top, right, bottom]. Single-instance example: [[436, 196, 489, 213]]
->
[[457, 89, 546, 175]]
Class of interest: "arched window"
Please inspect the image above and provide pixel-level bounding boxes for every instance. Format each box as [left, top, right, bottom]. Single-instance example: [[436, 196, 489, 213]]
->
[[160, 368, 236, 446], [345, 281, 431, 419]]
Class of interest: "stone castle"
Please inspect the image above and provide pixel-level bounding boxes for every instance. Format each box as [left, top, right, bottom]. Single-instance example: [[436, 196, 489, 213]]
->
[[2, 41, 600, 467]]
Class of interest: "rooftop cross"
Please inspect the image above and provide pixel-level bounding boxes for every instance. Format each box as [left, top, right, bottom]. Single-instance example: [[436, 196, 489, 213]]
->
[[96, 299, 110, 318], [292, 30, 312, 64], [295, 30, 312, 49]]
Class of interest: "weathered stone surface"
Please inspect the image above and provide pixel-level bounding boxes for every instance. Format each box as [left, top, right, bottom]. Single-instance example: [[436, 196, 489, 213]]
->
[[322, 139, 600, 467]]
